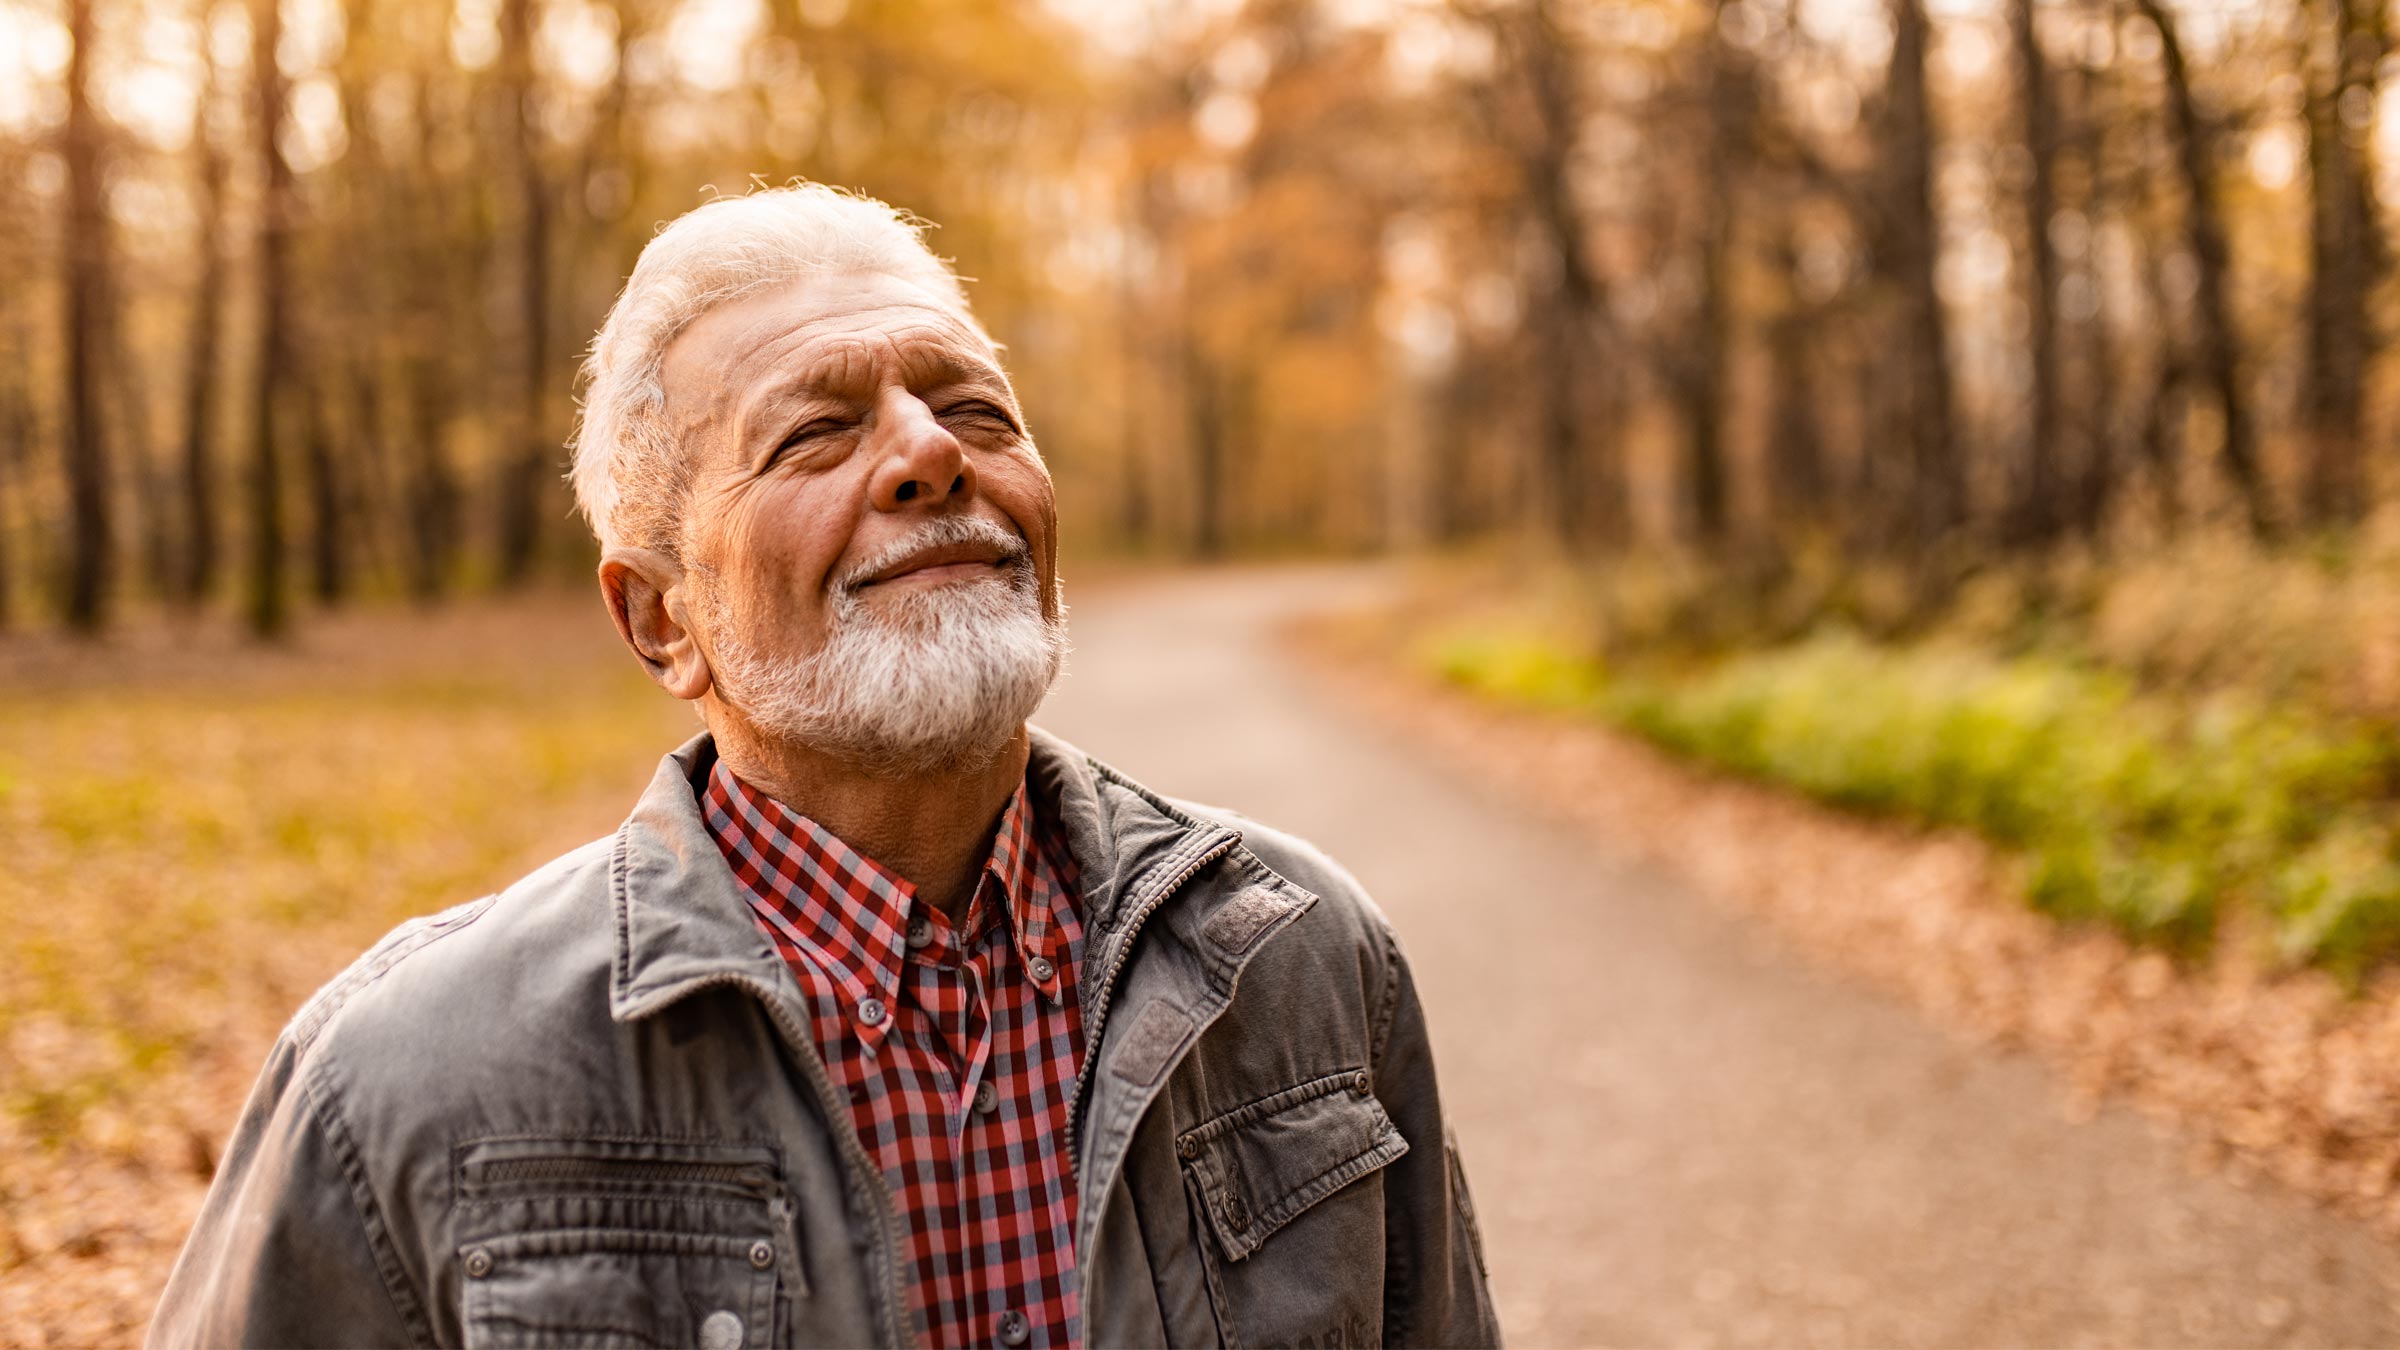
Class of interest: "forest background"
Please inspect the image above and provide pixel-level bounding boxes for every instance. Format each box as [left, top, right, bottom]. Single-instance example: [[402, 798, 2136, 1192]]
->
[[20, 0, 2400, 1029], [15, 0, 2400, 1330], [18, 0, 2399, 962]]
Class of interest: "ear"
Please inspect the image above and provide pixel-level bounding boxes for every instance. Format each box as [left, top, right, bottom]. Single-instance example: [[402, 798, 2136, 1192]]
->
[[599, 546, 712, 702]]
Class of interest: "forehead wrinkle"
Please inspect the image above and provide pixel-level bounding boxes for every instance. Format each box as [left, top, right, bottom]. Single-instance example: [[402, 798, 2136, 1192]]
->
[[744, 317, 1008, 425]]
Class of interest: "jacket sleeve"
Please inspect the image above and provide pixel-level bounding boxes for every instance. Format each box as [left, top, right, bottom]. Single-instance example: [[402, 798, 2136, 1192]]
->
[[1371, 920, 1503, 1348], [148, 1033, 429, 1349]]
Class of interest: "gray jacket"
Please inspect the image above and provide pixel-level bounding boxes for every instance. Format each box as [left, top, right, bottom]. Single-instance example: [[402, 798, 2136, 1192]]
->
[[150, 729, 1500, 1348]]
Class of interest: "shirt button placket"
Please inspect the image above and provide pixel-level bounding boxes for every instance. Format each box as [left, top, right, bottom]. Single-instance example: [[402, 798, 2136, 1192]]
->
[[973, 1079, 998, 1116]]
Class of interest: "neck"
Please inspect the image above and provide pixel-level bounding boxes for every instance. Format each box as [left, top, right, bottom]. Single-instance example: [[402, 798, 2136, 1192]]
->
[[709, 712, 1031, 920]]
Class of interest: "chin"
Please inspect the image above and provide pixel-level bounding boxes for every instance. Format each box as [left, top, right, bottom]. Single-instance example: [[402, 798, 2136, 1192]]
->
[[715, 563, 1068, 779]]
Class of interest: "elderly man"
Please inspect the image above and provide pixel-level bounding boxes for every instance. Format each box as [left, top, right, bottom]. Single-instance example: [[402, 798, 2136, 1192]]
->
[[152, 184, 1498, 1349]]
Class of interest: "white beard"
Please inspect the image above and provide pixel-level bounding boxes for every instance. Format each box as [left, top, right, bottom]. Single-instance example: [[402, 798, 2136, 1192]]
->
[[702, 516, 1069, 776]]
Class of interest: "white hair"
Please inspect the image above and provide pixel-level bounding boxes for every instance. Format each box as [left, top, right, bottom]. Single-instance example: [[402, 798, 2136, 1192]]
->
[[569, 183, 981, 555], [699, 514, 1069, 776]]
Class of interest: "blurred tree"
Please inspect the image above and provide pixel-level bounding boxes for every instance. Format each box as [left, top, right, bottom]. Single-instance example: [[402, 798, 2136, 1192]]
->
[[2133, 0, 2272, 536], [1489, 0, 1622, 546], [246, 0, 292, 637], [2302, 0, 2384, 524], [177, 2, 228, 607], [2011, 0, 2064, 544], [1666, 0, 1748, 545], [1874, 0, 1961, 553], [60, 0, 114, 631], [492, 0, 552, 585]]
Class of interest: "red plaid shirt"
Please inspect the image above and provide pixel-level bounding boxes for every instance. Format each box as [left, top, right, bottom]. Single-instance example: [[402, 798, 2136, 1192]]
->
[[701, 760, 1087, 1349]]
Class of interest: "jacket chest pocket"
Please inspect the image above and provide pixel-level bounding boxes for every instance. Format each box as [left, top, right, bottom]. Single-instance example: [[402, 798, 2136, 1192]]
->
[[452, 1139, 794, 1350], [1177, 1071, 1410, 1350]]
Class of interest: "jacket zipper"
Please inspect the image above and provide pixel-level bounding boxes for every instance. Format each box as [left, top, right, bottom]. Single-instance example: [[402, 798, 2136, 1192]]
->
[[1063, 830, 1241, 1174], [653, 970, 918, 1350], [471, 1156, 770, 1192]]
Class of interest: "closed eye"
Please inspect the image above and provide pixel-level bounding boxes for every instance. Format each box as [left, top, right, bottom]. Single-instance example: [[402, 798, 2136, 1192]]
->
[[940, 400, 1020, 434], [771, 418, 851, 461]]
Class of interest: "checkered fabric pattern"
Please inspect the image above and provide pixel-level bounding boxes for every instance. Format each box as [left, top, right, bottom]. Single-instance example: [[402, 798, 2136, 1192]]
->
[[701, 759, 1088, 1349]]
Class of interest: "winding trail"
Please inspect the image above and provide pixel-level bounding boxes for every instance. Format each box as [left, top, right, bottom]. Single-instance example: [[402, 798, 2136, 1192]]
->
[[1034, 565, 2400, 1348]]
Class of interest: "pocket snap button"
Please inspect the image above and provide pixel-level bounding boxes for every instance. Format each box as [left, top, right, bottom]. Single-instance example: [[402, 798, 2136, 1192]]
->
[[699, 1309, 744, 1350], [748, 1239, 775, 1269], [1176, 1136, 1199, 1160], [462, 1247, 494, 1279], [1224, 1193, 1250, 1230]]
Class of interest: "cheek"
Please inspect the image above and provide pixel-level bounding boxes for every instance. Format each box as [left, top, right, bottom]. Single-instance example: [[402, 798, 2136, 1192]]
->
[[712, 483, 853, 627], [754, 479, 857, 572], [984, 452, 1058, 554]]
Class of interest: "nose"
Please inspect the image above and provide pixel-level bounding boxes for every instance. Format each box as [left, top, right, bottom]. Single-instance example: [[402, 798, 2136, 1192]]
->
[[865, 392, 974, 512]]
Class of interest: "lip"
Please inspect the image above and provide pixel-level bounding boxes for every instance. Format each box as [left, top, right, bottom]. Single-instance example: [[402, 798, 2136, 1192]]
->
[[857, 538, 1015, 588]]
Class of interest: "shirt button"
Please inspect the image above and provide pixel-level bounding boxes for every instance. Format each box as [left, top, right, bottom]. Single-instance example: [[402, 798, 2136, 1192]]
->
[[1027, 956, 1055, 983], [973, 1080, 998, 1115], [996, 1309, 1030, 1346], [905, 918, 932, 950], [859, 997, 888, 1027]]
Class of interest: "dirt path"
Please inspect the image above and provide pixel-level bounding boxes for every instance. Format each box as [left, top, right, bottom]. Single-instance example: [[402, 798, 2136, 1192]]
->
[[1036, 564, 2400, 1348]]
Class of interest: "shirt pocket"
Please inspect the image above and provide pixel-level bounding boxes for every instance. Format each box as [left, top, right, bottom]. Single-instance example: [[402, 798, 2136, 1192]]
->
[[452, 1137, 795, 1350], [1176, 1070, 1410, 1349]]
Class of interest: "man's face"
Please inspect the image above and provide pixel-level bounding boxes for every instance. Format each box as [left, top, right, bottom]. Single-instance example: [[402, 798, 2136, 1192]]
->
[[655, 269, 1065, 771], [664, 270, 1058, 645]]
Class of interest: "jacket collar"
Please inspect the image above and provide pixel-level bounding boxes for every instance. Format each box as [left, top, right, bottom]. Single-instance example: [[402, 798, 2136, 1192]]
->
[[609, 727, 1287, 1023]]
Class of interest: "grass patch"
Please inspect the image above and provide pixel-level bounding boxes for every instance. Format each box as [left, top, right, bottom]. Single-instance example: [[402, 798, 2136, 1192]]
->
[[1427, 627, 2400, 978]]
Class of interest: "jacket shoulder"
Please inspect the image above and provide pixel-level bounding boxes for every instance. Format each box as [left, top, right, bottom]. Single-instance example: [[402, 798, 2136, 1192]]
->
[[1155, 797, 1423, 1104], [284, 831, 620, 1066], [1166, 792, 1382, 917]]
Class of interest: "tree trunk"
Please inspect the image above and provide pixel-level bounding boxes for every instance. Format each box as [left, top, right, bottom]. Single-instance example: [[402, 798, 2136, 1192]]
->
[[401, 70, 458, 601], [60, 0, 113, 630], [1186, 343, 1229, 557], [247, 0, 292, 638], [2302, 0, 2381, 524], [405, 353, 458, 600], [1515, 0, 1620, 546], [493, 0, 551, 585], [2011, 0, 2063, 542], [179, 35, 227, 606], [2135, 0, 2273, 536], [1881, 0, 1962, 550], [1685, 0, 1741, 545], [1765, 230, 1826, 528], [304, 379, 345, 604], [0, 368, 21, 631]]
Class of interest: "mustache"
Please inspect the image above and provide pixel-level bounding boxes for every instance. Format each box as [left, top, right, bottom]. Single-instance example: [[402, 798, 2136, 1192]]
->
[[835, 514, 1031, 594]]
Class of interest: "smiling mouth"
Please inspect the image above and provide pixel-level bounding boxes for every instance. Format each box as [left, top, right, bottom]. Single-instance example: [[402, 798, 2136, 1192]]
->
[[852, 540, 1021, 592], [869, 557, 1006, 588]]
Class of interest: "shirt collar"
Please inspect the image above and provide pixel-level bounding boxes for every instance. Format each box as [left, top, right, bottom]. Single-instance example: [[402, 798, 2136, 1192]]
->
[[699, 759, 1068, 1046]]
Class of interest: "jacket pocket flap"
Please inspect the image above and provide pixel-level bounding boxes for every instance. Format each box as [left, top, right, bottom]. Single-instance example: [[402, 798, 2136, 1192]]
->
[[1178, 1070, 1409, 1261], [459, 1230, 777, 1349]]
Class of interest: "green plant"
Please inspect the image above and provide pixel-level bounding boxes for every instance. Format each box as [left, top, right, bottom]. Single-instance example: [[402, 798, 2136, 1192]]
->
[[1427, 625, 2400, 974]]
